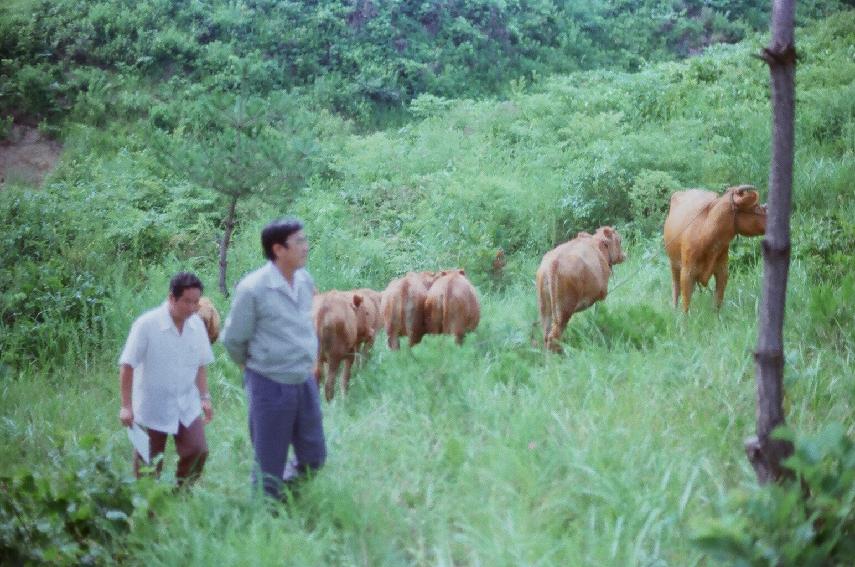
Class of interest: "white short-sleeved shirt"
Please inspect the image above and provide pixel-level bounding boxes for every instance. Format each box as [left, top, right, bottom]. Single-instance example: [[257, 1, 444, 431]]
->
[[119, 302, 215, 434]]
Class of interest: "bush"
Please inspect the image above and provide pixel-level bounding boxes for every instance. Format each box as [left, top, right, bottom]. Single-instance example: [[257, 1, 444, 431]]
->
[[628, 169, 682, 234], [800, 273, 855, 351], [0, 188, 112, 370], [0, 436, 168, 566], [793, 212, 855, 282], [0, 159, 223, 370], [693, 423, 855, 566]]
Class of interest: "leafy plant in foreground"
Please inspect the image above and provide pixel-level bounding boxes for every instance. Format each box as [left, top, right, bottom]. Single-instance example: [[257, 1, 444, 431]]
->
[[693, 423, 855, 566], [0, 435, 168, 566]]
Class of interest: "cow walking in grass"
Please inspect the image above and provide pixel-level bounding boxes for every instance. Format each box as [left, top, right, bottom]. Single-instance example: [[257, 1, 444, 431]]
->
[[536, 227, 626, 352]]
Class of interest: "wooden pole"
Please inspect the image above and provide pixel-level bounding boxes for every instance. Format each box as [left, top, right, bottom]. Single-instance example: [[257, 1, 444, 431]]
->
[[745, 0, 797, 484]]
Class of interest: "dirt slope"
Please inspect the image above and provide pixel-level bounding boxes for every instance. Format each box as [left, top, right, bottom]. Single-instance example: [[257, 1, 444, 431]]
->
[[0, 125, 62, 188]]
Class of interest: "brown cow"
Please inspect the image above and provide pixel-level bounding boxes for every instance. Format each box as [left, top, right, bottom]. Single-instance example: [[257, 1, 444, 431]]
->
[[380, 271, 438, 349], [424, 269, 481, 345], [663, 185, 766, 313], [536, 226, 626, 352], [197, 297, 220, 344], [349, 288, 384, 353], [313, 290, 363, 401]]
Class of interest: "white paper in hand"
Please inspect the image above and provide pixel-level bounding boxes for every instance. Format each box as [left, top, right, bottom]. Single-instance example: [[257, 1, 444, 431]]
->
[[127, 422, 150, 464]]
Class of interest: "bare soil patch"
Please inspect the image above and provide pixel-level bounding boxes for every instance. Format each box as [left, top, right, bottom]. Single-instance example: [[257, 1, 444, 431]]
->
[[0, 125, 63, 188]]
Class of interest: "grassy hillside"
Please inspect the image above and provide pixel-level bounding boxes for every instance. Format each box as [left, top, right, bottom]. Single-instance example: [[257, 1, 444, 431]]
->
[[1, 10, 854, 566]]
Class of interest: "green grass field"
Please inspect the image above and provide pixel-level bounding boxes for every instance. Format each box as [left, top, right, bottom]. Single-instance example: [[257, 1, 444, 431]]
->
[[2, 9, 853, 565], [3, 239, 850, 565]]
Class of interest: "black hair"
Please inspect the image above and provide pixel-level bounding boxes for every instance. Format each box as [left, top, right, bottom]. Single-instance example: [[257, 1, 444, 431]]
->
[[169, 272, 204, 299], [261, 217, 304, 260]]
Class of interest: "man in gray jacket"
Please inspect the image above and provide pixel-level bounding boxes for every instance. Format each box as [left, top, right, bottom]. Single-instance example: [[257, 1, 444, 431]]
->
[[221, 217, 326, 499]]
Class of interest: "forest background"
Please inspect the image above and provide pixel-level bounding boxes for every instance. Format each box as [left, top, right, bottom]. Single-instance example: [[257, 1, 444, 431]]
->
[[1, 1, 854, 565]]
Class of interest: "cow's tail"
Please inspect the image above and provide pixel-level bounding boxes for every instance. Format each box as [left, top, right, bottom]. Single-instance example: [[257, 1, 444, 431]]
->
[[400, 278, 411, 334], [548, 257, 563, 342], [442, 283, 450, 335]]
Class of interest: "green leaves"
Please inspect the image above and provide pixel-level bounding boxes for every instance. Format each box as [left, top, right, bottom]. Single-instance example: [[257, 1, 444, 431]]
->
[[0, 437, 168, 566], [6, 0, 846, 125], [693, 424, 855, 566]]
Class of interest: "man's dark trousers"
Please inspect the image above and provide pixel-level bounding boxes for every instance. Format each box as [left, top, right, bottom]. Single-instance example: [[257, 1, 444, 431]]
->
[[244, 367, 326, 499]]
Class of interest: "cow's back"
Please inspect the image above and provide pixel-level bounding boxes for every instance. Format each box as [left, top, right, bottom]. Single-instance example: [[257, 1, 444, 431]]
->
[[554, 238, 611, 308], [445, 274, 480, 334], [538, 235, 611, 316], [425, 272, 480, 336], [197, 297, 221, 344], [381, 273, 433, 347], [381, 278, 406, 332]]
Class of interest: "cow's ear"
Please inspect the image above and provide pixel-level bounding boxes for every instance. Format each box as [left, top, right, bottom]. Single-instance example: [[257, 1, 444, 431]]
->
[[602, 227, 614, 238], [440, 270, 449, 276], [352, 294, 363, 308], [458, 269, 466, 276], [577, 231, 591, 238]]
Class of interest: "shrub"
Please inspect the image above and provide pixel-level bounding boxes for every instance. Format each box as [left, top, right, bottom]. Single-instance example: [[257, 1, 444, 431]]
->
[[800, 273, 855, 351], [628, 169, 682, 235], [793, 212, 855, 282], [0, 188, 112, 370], [0, 436, 168, 565], [693, 423, 855, 566]]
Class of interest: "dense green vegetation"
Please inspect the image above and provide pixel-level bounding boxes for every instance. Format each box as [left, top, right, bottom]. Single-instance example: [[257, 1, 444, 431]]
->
[[1, 1, 854, 565], [0, 0, 849, 125]]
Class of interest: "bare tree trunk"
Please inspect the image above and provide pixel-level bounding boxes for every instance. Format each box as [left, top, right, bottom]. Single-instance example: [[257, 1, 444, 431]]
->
[[218, 195, 238, 297], [745, 0, 797, 484]]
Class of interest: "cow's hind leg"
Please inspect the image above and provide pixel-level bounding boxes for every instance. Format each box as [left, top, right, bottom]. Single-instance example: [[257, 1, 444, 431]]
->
[[451, 319, 466, 346], [386, 322, 400, 350], [341, 354, 355, 396], [538, 288, 552, 349], [315, 354, 326, 388], [325, 355, 341, 402], [546, 304, 574, 354], [670, 264, 681, 308]]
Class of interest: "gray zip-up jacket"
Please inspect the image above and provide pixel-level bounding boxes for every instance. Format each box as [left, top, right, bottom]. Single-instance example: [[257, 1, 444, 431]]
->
[[221, 262, 318, 384]]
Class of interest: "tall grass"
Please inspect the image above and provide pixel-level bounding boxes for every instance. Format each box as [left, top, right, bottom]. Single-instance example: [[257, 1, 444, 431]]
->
[[1, 11, 853, 566], [3, 243, 851, 565]]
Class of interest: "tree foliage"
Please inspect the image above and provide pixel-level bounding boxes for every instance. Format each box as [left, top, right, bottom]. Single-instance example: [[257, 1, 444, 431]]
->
[[1, 0, 848, 124], [155, 90, 347, 293]]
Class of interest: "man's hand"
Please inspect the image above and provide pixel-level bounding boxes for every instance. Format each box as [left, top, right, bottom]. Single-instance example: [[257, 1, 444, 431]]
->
[[119, 406, 133, 427], [201, 399, 213, 424]]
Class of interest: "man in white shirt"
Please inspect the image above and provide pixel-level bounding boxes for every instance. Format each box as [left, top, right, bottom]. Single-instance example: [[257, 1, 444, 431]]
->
[[119, 272, 215, 487]]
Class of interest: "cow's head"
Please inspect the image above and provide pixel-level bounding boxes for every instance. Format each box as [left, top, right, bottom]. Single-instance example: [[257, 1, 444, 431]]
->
[[595, 226, 626, 265], [728, 185, 767, 236], [351, 293, 374, 338]]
